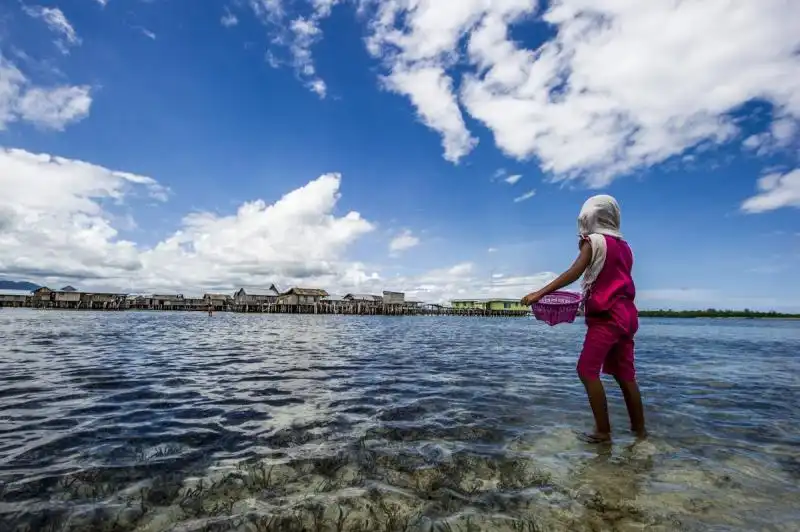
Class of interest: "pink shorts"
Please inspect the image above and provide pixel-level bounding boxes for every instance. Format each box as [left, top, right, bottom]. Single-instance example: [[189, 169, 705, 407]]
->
[[577, 301, 638, 382]]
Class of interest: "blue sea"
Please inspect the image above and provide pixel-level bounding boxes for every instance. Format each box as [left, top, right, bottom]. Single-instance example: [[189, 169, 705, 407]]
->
[[0, 310, 798, 531]]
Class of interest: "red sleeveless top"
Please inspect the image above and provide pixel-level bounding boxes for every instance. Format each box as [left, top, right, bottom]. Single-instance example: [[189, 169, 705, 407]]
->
[[584, 235, 638, 334]]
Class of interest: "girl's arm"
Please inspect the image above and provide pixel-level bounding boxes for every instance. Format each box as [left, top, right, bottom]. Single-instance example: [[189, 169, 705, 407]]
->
[[521, 239, 592, 305]]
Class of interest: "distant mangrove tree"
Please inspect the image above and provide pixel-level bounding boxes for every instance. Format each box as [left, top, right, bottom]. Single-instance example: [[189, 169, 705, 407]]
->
[[638, 309, 800, 319]]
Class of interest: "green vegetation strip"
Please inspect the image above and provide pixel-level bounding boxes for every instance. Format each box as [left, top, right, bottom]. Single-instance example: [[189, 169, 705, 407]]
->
[[638, 309, 800, 319]]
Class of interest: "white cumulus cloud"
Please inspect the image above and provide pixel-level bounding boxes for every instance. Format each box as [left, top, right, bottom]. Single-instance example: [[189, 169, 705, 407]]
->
[[0, 147, 379, 294], [389, 229, 420, 254], [0, 147, 166, 280], [0, 55, 92, 131], [254, 0, 800, 184], [389, 262, 556, 305], [140, 172, 376, 291], [742, 116, 798, 156], [0, 147, 558, 302], [381, 64, 477, 161]]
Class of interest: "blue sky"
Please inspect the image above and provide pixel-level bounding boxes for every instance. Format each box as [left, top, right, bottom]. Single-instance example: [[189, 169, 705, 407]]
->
[[0, 0, 798, 310]]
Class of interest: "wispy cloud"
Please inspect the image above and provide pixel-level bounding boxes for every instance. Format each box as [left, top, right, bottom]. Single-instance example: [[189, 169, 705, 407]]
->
[[248, 1, 341, 99], [265, 51, 281, 68], [504, 174, 522, 185], [221, 10, 239, 28], [741, 169, 800, 213], [513, 190, 536, 203], [23, 6, 81, 54], [637, 288, 785, 311], [138, 27, 157, 40]]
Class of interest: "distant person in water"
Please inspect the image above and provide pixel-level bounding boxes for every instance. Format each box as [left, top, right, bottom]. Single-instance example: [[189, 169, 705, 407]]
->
[[521, 195, 646, 443]]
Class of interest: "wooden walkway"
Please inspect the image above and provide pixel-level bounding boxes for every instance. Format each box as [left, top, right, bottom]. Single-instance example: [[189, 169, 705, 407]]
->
[[230, 304, 529, 317]]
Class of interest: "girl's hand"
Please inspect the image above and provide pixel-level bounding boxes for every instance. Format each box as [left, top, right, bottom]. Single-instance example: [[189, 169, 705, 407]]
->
[[520, 291, 542, 306]]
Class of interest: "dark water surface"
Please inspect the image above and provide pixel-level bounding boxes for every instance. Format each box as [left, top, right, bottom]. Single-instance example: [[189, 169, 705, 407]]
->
[[0, 310, 798, 531]]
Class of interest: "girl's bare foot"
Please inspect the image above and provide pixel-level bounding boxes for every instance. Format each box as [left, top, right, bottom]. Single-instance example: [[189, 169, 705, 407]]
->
[[579, 431, 612, 444]]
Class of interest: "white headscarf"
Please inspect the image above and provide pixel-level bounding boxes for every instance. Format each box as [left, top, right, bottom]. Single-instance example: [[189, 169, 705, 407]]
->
[[577, 195, 623, 297]]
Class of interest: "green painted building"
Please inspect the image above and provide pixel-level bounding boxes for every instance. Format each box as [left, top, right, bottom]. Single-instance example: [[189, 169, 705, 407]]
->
[[451, 299, 485, 310], [451, 299, 528, 311], [486, 299, 528, 311]]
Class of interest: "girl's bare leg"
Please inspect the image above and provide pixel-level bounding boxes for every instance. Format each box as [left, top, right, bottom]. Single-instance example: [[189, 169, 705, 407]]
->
[[614, 376, 647, 438], [580, 377, 612, 442]]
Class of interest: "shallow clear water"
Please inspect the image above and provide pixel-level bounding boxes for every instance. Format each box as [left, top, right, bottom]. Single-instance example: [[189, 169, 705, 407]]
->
[[0, 310, 798, 531]]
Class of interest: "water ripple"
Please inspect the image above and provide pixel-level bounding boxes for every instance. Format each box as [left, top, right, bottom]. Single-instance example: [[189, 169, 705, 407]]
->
[[0, 310, 798, 531]]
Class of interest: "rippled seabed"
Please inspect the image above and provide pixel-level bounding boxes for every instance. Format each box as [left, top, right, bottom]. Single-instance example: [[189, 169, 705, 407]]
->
[[1, 311, 798, 531]]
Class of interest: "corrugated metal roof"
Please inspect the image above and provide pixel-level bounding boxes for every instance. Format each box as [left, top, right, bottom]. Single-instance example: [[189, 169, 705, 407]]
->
[[322, 294, 346, 302], [345, 293, 382, 301], [242, 287, 279, 297], [0, 289, 32, 297]]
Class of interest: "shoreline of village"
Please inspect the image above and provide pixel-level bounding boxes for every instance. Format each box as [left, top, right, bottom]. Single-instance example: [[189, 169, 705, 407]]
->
[[1, 285, 797, 319]]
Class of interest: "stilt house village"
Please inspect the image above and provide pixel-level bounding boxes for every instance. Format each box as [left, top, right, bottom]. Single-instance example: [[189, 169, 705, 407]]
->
[[0, 285, 531, 317]]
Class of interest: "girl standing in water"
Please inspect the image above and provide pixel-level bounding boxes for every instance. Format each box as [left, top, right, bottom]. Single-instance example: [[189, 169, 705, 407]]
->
[[521, 195, 646, 443]]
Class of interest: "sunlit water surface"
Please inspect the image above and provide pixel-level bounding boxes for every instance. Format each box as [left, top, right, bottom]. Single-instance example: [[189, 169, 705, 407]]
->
[[0, 310, 798, 531]]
